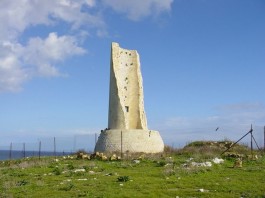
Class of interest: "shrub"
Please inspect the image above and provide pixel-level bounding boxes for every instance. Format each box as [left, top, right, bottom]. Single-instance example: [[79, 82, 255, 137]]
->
[[16, 180, 28, 186], [53, 167, 61, 175], [59, 183, 74, 191], [156, 161, 166, 167], [117, 176, 130, 182], [67, 163, 74, 170]]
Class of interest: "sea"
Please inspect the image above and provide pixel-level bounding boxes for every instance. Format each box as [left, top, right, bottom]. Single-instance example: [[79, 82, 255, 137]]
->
[[0, 150, 72, 161]]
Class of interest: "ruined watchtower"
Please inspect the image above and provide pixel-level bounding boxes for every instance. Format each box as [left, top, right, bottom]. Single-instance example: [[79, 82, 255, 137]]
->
[[94, 42, 164, 153]]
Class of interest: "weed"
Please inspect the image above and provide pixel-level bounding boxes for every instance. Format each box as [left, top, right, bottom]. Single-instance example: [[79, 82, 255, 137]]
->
[[117, 176, 130, 182], [59, 183, 74, 191], [52, 167, 62, 175], [67, 163, 75, 170], [78, 191, 89, 197], [16, 180, 28, 186], [156, 161, 166, 167]]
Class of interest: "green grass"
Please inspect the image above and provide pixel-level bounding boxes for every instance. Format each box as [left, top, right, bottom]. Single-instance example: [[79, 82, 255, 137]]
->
[[0, 146, 265, 197]]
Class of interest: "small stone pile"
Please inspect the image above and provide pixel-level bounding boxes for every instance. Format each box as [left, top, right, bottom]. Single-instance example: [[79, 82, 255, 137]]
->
[[76, 152, 121, 161], [76, 152, 90, 160]]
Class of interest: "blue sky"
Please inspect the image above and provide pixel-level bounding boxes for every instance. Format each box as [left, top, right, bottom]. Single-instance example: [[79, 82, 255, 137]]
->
[[0, 0, 264, 151]]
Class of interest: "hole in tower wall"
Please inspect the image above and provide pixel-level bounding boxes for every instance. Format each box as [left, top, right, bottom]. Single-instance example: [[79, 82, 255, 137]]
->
[[125, 106, 129, 112]]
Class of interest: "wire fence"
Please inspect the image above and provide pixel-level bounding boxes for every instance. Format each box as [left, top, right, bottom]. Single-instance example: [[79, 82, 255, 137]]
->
[[1, 125, 264, 161], [0, 134, 98, 161]]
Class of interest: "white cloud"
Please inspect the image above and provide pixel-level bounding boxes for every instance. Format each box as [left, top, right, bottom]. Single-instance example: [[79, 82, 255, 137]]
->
[[0, 41, 28, 92], [0, 32, 86, 92], [0, 0, 101, 40], [0, 0, 102, 93], [0, 0, 174, 93], [0, 55, 28, 92], [102, 0, 174, 21], [24, 32, 86, 77]]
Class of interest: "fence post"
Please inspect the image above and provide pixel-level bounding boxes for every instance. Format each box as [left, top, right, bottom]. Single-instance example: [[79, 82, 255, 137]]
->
[[9, 142, 12, 160], [121, 131, 123, 159], [53, 137, 56, 157], [95, 133, 97, 148], [73, 135, 76, 152], [23, 143, 26, 158], [38, 141, 41, 160]]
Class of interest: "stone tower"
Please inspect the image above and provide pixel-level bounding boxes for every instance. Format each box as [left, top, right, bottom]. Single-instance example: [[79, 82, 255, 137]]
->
[[94, 42, 164, 153]]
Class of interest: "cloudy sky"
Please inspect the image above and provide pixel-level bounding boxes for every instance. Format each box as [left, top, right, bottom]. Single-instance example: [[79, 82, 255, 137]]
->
[[0, 0, 264, 151]]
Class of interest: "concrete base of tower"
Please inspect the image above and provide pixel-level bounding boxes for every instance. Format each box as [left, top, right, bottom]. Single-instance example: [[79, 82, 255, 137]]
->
[[94, 129, 164, 153]]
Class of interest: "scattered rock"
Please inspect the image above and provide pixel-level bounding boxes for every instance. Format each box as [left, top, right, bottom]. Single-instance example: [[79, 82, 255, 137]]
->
[[76, 152, 90, 160], [90, 152, 108, 161], [186, 158, 194, 162], [110, 154, 117, 161], [82, 154, 90, 160], [191, 161, 212, 167], [212, 157, 224, 164], [182, 163, 188, 168], [77, 178, 88, 181], [233, 158, 242, 168], [132, 160, 140, 164], [105, 173, 113, 176], [138, 154, 145, 160], [74, 168, 86, 173], [247, 155, 259, 160], [198, 188, 209, 192], [224, 152, 244, 158], [101, 155, 108, 161]]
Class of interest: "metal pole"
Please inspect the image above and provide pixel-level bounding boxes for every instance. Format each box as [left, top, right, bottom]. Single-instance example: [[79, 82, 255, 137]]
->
[[23, 143, 26, 158], [95, 133, 97, 147], [9, 142, 12, 160], [39, 141, 41, 160], [120, 130, 122, 157], [264, 126, 265, 152], [53, 137, 56, 157], [250, 124, 253, 157], [252, 134, 261, 151], [221, 126, 253, 155], [73, 135, 76, 152]]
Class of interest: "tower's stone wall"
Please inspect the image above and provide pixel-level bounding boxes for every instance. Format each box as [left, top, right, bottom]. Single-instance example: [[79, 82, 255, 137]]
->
[[95, 42, 164, 153], [95, 129, 164, 153], [108, 43, 147, 130]]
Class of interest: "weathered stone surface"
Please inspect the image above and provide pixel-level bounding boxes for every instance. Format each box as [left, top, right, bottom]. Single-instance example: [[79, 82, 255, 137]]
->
[[95, 129, 164, 153], [108, 42, 147, 130], [95, 42, 164, 153]]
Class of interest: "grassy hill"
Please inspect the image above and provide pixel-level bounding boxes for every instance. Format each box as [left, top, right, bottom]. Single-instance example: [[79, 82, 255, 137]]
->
[[0, 141, 264, 198]]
